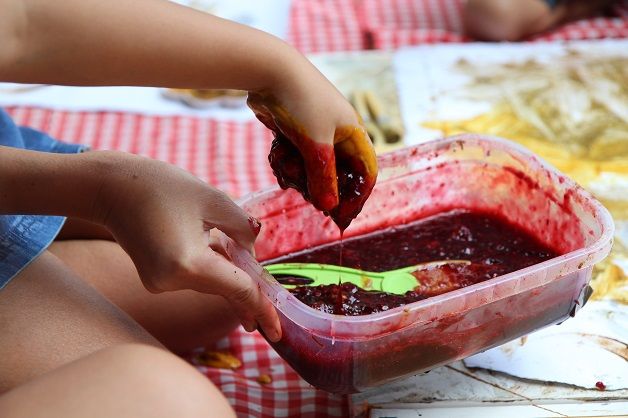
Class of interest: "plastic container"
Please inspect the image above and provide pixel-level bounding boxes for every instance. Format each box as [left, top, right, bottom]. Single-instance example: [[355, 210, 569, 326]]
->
[[229, 134, 614, 394]]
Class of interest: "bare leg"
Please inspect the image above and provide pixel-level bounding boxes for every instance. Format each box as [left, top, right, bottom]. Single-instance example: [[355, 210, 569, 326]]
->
[[0, 251, 158, 391], [463, 0, 614, 41], [0, 252, 234, 416], [48, 238, 241, 353], [0, 344, 235, 418], [464, 0, 557, 41]]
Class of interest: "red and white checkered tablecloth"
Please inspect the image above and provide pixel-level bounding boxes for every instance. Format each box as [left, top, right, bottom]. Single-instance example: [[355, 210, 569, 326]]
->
[[288, 0, 365, 53], [360, 0, 628, 48], [5, 1, 628, 416], [4, 107, 277, 198], [193, 328, 348, 418], [360, 0, 469, 47]]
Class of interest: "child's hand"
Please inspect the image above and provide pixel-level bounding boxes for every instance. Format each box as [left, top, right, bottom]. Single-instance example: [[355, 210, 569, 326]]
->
[[2, 0, 376, 228], [93, 152, 281, 341], [247, 64, 378, 229]]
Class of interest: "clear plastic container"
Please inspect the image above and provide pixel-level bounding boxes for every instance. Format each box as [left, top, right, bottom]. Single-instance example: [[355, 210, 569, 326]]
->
[[227, 134, 614, 394]]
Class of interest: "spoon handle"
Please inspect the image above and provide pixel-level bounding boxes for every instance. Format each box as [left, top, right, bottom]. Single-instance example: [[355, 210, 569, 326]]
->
[[390, 259, 471, 274], [266, 263, 385, 289]]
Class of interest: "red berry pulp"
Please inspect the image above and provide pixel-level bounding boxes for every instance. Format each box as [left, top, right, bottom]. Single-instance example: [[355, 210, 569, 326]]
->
[[269, 210, 557, 315]]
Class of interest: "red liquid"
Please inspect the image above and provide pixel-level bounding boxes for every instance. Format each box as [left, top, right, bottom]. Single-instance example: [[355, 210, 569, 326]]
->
[[262, 209, 574, 393], [269, 210, 557, 316], [337, 233, 344, 314], [269, 131, 373, 313]]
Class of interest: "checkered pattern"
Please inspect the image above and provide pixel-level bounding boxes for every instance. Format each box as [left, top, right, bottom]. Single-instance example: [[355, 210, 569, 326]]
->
[[358, 0, 468, 47], [4, 107, 276, 198], [530, 16, 628, 42], [195, 327, 348, 418], [4, 1, 628, 417], [360, 0, 628, 49], [288, 0, 365, 53]]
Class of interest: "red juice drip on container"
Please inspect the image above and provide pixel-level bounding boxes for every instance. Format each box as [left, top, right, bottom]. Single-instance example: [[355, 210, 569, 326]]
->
[[266, 128, 376, 315], [330, 150, 374, 314], [336, 229, 344, 314], [338, 230, 344, 269]]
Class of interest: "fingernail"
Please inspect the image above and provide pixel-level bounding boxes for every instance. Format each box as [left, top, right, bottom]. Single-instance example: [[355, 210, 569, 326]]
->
[[248, 216, 262, 236]]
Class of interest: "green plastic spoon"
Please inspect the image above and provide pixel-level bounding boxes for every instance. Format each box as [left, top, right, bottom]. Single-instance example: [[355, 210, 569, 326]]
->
[[265, 260, 471, 294]]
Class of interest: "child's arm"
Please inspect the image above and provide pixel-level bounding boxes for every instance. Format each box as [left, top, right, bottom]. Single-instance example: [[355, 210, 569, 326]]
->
[[0, 0, 289, 90], [0, 0, 298, 90], [0, 0, 377, 215], [0, 146, 281, 341]]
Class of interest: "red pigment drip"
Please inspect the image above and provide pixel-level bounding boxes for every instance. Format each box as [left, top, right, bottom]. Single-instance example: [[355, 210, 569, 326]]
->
[[595, 381, 606, 391], [336, 231, 344, 314], [268, 134, 372, 231], [338, 231, 344, 268], [268, 210, 558, 316], [247, 216, 261, 236]]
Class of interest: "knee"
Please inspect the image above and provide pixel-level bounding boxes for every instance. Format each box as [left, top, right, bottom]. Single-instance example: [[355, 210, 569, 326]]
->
[[96, 344, 235, 418], [463, 0, 529, 41]]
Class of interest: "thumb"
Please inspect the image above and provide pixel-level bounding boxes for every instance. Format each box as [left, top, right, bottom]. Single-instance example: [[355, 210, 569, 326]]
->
[[204, 191, 261, 254]]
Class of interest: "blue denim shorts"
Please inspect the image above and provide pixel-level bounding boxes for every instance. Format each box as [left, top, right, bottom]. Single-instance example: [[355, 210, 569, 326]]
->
[[544, 0, 559, 8], [0, 109, 88, 290]]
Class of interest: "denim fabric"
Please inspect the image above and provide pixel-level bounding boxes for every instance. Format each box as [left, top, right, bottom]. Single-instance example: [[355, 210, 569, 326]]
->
[[0, 109, 87, 290], [545, 0, 559, 9]]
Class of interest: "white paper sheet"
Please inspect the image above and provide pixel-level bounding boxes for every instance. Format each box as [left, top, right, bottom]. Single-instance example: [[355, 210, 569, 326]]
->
[[0, 84, 257, 119], [464, 300, 628, 390], [393, 39, 628, 146]]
